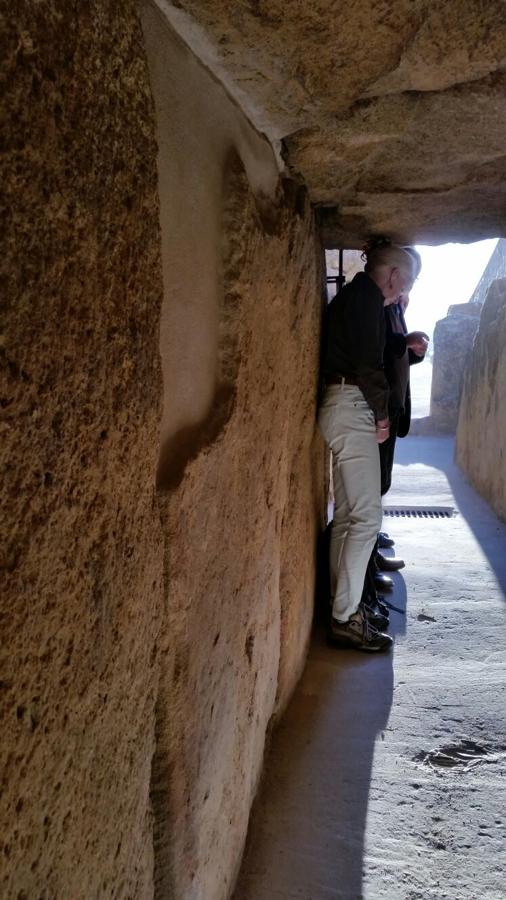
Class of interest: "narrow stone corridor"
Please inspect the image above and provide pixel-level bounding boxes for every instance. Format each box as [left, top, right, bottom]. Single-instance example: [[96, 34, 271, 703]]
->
[[4, 5, 506, 895], [233, 437, 506, 900]]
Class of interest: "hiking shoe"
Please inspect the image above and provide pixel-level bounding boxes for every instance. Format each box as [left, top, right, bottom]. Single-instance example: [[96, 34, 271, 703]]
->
[[328, 608, 393, 652], [360, 600, 389, 632]]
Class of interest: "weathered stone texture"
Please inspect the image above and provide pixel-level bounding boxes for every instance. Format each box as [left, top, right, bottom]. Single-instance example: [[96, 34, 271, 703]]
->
[[456, 279, 506, 521], [469, 239, 506, 305], [155, 0, 506, 246], [142, 6, 325, 896], [1, 3, 326, 897], [156, 177, 324, 898], [430, 304, 481, 432], [1, 3, 164, 897]]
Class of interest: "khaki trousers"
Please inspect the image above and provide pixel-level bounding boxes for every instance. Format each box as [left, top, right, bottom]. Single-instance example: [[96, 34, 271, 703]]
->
[[318, 384, 382, 622]]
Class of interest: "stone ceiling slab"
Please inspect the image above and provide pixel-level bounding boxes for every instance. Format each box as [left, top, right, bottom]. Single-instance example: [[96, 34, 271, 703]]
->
[[157, 0, 506, 245]]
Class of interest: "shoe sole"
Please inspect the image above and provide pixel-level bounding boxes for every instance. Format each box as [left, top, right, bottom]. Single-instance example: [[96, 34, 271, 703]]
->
[[326, 633, 393, 652]]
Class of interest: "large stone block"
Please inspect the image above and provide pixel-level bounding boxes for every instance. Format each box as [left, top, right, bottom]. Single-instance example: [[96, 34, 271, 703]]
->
[[469, 239, 506, 305], [1, 3, 164, 896], [0, 3, 326, 898], [141, 5, 325, 896], [153, 0, 506, 245], [430, 305, 481, 432], [456, 279, 506, 521]]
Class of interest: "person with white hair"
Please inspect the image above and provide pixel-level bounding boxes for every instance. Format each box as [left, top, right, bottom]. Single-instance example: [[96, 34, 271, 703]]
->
[[318, 243, 418, 651]]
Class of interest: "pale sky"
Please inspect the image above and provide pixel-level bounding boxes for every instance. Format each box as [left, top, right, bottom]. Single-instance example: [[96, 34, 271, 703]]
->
[[405, 239, 499, 339]]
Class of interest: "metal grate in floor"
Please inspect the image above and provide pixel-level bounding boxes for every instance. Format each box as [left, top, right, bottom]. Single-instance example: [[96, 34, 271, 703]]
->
[[383, 506, 456, 519]]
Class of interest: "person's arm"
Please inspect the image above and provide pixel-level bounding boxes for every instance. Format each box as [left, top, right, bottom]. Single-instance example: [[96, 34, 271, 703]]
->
[[375, 417, 390, 443], [406, 331, 429, 364]]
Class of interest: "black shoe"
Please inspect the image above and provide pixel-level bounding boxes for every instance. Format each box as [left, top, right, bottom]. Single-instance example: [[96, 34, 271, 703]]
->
[[363, 592, 390, 622], [360, 600, 389, 632], [376, 552, 405, 572], [378, 531, 395, 549], [328, 609, 393, 652], [374, 595, 390, 617], [374, 571, 393, 592]]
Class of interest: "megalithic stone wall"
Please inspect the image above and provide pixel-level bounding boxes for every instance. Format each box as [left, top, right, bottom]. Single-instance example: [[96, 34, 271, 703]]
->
[[430, 303, 482, 432], [141, 4, 326, 897], [1, 2, 326, 898], [456, 279, 506, 521], [1, 3, 165, 896]]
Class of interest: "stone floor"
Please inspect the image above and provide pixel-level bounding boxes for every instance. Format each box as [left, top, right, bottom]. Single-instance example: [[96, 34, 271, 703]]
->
[[233, 437, 506, 900]]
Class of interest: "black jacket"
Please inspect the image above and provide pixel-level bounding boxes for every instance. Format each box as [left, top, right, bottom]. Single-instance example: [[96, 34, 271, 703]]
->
[[323, 272, 390, 420], [383, 304, 424, 437]]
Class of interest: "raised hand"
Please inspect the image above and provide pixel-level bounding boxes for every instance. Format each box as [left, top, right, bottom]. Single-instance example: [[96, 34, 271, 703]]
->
[[406, 331, 429, 356]]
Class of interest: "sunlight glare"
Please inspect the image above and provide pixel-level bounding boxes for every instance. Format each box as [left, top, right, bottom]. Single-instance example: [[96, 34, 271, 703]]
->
[[406, 240, 499, 339]]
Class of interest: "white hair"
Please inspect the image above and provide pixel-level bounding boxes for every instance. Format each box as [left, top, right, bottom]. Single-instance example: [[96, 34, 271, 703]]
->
[[364, 244, 417, 278]]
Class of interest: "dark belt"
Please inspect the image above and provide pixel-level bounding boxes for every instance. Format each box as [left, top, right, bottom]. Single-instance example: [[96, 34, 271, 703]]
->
[[326, 374, 360, 386]]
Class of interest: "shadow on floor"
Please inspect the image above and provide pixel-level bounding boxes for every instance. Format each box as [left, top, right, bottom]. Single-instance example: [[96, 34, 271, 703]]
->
[[394, 436, 506, 599], [233, 623, 393, 900], [234, 435, 505, 899]]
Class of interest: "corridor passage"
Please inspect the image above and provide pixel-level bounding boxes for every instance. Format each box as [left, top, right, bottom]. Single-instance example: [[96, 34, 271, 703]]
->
[[233, 437, 506, 900]]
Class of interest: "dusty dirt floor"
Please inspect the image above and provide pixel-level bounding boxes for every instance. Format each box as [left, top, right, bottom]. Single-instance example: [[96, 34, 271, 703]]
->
[[233, 436, 506, 900]]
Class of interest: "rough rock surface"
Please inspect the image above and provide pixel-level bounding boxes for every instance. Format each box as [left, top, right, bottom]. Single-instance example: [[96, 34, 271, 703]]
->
[[456, 279, 506, 521], [155, 0, 506, 246], [233, 436, 506, 900], [1, 3, 326, 897], [470, 238, 506, 305], [430, 303, 481, 432], [0, 4, 164, 897], [142, 6, 325, 896]]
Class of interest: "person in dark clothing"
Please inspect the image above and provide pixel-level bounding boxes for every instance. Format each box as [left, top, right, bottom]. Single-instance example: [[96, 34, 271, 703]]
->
[[318, 244, 418, 652], [362, 292, 428, 616], [361, 248, 428, 617], [380, 298, 428, 495], [363, 297, 428, 606], [375, 247, 428, 579]]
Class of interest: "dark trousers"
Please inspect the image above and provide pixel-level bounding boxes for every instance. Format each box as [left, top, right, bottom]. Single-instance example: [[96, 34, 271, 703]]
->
[[362, 410, 401, 607], [379, 410, 401, 497]]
